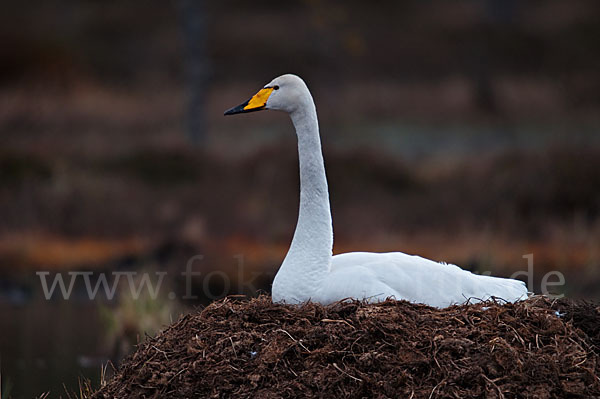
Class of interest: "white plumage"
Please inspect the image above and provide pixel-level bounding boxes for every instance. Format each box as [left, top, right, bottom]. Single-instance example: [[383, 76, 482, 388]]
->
[[225, 74, 528, 307]]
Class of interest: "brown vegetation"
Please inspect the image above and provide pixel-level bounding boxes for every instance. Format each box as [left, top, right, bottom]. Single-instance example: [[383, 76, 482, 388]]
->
[[93, 296, 599, 399]]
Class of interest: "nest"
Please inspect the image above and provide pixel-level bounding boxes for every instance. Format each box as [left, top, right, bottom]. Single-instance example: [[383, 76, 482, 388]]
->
[[93, 296, 599, 398]]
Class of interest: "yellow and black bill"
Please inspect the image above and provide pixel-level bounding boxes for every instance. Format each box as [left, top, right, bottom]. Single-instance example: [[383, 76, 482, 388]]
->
[[224, 87, 274, 115]]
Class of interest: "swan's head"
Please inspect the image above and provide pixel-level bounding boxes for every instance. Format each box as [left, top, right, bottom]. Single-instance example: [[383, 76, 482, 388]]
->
[[224, 74, 311, 115]]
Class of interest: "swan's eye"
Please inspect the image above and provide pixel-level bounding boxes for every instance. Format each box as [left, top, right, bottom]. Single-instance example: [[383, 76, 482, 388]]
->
[[273, 85, 280, 90]]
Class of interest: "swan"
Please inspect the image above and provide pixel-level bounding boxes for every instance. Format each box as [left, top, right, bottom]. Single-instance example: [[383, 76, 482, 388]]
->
[[224, 74, 528, 307]]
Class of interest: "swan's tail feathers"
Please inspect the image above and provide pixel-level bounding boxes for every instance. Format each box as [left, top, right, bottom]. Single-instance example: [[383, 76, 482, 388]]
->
[[494, 278, 529, 303], [469, 276, 529, 305]]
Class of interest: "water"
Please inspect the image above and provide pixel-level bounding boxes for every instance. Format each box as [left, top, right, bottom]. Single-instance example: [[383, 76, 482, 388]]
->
[[0, 300, 106, 398]]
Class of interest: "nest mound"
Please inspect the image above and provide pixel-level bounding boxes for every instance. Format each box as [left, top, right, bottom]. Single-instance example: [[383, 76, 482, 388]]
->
[[93, 296, 599, 399]]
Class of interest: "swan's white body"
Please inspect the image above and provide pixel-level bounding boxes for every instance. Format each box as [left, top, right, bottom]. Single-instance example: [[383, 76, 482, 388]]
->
[[225, 74, 528, 308]]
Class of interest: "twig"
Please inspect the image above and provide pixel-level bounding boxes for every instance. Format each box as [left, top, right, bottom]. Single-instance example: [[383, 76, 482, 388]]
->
[[428, 380, 444, 399], [229, 337, 238, 358], [276, 329, 310, 352], [152, 345, 169, 361], [170, 367, 188, 382], [482, 374, 505, 399], [332, 363, 363, 382], [321, 319, 355, 329]]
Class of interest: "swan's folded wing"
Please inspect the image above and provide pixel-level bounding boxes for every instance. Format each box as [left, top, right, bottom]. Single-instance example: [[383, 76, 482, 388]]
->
[[330, 252, 527, 307]]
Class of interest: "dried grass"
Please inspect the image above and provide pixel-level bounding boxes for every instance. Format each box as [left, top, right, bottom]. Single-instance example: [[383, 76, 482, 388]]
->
[[93, 295, 599, 398]]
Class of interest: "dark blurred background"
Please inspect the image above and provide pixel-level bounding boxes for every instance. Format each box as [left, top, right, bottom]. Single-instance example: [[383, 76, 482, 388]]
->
[[1, 0, 599, 397]]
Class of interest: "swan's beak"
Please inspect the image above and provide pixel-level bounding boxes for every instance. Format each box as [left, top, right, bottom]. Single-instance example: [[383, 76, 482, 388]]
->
[[224, 87, 274, 115]]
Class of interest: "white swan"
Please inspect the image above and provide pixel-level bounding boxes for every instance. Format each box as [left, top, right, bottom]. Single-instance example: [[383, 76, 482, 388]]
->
[[224, 74, 528, 307]]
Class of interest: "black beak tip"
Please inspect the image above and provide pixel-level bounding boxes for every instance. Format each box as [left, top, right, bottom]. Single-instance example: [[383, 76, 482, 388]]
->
[[224, 99, 268, 116], [224, 106, 240, 116], [224, 100, 250, 116]]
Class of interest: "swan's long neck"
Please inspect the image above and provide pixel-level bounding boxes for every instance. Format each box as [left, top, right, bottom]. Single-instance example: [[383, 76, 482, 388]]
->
[[275, 97, 333, 301]]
